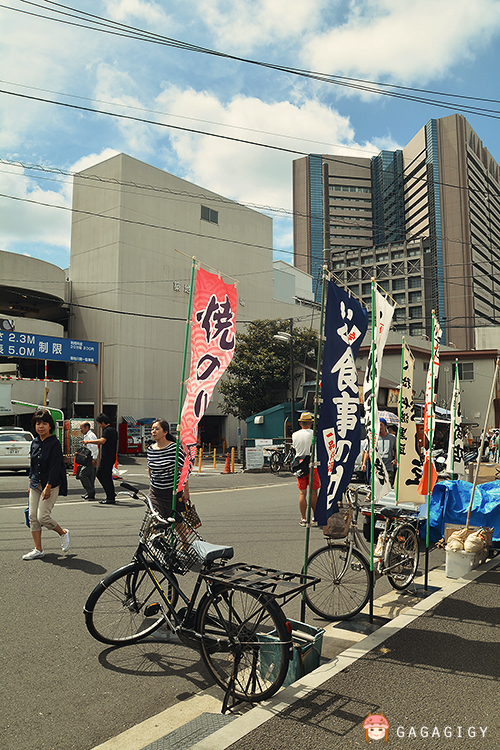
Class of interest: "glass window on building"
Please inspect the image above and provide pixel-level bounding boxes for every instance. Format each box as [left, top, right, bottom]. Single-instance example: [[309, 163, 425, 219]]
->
[[376, 253, 389, 262], [378, 280, 390, 291], [201, 205, 219, 224], [408, 277, 421, 289], [393, 292, 406, 305], [409, 323, 424, 336], [394, 324, 407, 333], [407, 247, 421, 257], [452, 362, 474, 381], [409, 291, 422, 303], [348, 284, 360, 295], [409, 306, 422, 319], [394, 309, 406, 322], [392, 278, 405, 291], [391, 250, 405, 259], [362, 283, 371, 295]]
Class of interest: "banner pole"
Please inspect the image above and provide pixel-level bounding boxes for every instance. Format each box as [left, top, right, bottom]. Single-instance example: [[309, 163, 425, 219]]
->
[[301, 264, 328, 622], [451, 359, 459, 476], [395, 338, 406, 504], [172, 257, 197, 513], [424, 311, 436, 589], [369, 278, 376, 623]]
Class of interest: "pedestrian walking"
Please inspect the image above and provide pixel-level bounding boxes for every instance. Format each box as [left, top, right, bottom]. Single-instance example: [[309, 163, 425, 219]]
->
[[78, 421, 98, 499], [23, 409, 70, 560], [84, 413, 118, 505], [292, 411, 320, 526], [147, 418, 190, 519]]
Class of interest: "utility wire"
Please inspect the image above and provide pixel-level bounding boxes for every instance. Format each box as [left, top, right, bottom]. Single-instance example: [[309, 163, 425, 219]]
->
[[2, 0, 500, 118]]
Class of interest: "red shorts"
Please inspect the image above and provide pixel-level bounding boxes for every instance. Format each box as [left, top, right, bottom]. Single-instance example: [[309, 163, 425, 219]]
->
[[297, 468, 320, 491]]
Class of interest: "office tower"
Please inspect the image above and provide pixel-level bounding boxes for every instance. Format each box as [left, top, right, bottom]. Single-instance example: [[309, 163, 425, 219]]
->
[[293, 114, 500, 349]]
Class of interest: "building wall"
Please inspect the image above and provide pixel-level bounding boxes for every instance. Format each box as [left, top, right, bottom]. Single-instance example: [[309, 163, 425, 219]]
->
[[69, 154, 306, 445], [293, 115, 499, 351]]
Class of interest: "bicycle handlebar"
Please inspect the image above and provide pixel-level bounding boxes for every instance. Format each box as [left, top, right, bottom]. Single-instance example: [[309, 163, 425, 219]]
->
[[119, 482, 175, 524]]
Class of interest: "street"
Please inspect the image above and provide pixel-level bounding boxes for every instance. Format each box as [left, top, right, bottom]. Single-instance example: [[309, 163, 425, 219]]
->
[[0, 459, 442, 750]]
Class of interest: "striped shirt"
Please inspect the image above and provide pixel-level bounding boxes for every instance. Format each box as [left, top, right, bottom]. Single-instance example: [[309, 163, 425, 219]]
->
[[147, 442, 185, 491]]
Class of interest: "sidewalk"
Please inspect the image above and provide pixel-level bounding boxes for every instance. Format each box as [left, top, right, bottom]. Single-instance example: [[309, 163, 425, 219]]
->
[[91, 557, 500, 750]]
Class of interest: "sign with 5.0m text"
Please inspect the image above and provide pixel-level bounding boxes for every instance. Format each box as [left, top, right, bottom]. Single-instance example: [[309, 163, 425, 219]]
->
[[0, 331, 99, 364]]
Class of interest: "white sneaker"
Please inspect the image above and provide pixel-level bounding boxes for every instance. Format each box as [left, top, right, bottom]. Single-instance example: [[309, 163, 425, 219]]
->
[[60, 529, 71, 553], [23, 548, 45, 560]]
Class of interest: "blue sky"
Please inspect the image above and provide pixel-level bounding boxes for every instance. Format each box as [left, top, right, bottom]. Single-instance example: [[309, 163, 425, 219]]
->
[[1, 0, 500, 271]]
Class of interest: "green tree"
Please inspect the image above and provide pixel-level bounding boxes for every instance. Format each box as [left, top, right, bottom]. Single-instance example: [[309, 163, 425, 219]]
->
[[218, 319, 318, 421]]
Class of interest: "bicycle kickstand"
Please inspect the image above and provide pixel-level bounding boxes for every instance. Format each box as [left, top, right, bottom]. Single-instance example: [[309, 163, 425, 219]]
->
[[221, 651, 244, 714]]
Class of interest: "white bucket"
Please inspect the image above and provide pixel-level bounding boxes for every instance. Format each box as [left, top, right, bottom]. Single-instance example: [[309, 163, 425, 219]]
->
[[445, 549, 482, 579]]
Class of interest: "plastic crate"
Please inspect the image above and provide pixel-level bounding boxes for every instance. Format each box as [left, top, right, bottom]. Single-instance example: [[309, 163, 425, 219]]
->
[[259, 619, 325, 687]]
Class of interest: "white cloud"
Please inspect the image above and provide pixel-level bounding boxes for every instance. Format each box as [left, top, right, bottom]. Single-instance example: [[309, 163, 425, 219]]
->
[[302, 0, 500, 82], [155, 85, 377, 210], [105, 0, 172, 27], [193, 0, 325, 53]]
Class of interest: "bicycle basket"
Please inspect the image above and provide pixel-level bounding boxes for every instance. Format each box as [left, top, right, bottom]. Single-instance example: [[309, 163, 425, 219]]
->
[[323, 507, 353, 539], [139, 511, 204, 575]]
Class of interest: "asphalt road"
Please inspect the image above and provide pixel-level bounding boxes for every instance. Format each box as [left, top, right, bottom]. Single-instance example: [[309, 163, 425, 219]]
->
[[0, 458, 441, 750]]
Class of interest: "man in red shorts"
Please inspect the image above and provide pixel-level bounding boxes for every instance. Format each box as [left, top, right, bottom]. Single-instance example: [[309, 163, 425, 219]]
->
[[292, 412, 320, 526]]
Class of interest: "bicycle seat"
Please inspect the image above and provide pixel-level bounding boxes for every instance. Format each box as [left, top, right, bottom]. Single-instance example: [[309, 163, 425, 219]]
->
[[191, 540, 234, 563], [379, 507, 406, 519]]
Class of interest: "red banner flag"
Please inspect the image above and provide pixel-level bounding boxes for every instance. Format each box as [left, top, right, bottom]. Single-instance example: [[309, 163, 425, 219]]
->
[[177, 268, 237, 489]]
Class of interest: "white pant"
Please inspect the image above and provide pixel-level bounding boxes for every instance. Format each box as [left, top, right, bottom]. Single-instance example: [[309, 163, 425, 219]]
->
[[28, 484, 60, 532]]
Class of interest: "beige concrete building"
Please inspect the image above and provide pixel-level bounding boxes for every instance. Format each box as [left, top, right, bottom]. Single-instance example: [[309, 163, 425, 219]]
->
[[69, 153, 316, 445], [293, 114, 500, 349]]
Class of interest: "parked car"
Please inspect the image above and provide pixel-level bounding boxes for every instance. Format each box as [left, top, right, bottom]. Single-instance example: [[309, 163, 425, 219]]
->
[[0, 427, 34, 474]]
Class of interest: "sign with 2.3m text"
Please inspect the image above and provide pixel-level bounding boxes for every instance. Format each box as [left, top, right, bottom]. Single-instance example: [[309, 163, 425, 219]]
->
[[0, 331, 99, 364]]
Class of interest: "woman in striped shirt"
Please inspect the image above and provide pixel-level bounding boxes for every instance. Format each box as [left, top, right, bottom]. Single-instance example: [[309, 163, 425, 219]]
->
[[147, 419, 190, 518]]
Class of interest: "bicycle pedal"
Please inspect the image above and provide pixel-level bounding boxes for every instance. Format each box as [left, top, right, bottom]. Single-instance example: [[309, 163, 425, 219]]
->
[[144, 603, 162, 616]]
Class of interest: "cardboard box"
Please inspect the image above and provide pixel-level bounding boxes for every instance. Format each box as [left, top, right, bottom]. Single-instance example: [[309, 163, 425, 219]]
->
[[444, 525, 494, 548]]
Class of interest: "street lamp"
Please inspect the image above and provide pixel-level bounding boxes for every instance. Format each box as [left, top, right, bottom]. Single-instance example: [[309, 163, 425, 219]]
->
[[274, 318, 295, 434]]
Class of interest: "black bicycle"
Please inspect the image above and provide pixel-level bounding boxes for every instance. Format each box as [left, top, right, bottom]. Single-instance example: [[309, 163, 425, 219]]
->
[[84, 483, 319, 710], [269, 444, 296, 474]]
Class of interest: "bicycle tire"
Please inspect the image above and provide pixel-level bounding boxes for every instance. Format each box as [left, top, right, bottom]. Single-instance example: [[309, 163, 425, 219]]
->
[[197, 586, 291, 702], [304, 544, 371, 620], [385, 523, 420, 590], [269, 452, 283, 474], [287, 447, 296, 473], [84, 561, 179, 645]]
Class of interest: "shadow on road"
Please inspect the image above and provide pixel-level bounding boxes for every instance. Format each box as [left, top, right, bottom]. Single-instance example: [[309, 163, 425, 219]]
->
[[41, 552, 107, 574]]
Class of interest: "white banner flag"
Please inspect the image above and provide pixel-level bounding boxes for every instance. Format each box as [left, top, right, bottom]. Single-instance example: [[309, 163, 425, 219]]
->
[[446, 365, 464, 476], [397, 343, 424, 505], [363, 287, 395, 500]]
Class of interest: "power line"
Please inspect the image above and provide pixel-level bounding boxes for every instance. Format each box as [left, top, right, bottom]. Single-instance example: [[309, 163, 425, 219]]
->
[[4, 0, 500, 119]]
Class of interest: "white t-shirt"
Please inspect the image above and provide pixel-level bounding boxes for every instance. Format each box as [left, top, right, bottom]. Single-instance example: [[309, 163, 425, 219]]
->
[[292, 428, 313, 457], [84, 430, 99, 460]]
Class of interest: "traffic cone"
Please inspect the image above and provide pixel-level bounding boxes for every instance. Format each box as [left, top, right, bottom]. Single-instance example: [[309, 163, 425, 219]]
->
[[223, 452, 231, 474], [72, 454, 78, 475]]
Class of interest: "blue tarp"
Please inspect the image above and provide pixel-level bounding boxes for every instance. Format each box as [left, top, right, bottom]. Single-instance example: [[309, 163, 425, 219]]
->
[[425, 480, 500, 544]]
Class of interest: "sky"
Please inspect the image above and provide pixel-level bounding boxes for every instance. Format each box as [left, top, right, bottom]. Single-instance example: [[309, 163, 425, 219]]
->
[[1, 0, 500, 271]]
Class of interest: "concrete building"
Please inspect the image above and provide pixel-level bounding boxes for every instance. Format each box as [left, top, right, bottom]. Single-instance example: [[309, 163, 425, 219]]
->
[[293, 114, 500, 349], [68, 153, 317, 446]]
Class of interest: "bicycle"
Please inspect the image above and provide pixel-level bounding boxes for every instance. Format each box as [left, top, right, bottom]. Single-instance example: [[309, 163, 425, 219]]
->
[[303, 485, 421, 621], [84, 482, 319, 710], [269, 443, 296, 474]]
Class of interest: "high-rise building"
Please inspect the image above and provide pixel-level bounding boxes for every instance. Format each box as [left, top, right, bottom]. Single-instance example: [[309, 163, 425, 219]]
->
[[293, 114, 500, 349]]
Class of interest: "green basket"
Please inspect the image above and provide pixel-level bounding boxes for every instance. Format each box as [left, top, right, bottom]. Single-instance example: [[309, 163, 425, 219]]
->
[[259, 619, 324, 687]]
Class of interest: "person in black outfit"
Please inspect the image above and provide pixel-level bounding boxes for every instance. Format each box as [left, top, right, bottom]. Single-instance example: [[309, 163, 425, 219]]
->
[[84, 413, 118, 505], [23, 409, 70, 559]]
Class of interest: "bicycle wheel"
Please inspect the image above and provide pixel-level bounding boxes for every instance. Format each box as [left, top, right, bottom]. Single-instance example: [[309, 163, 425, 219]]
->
[[269, 452, 283, 474], [84, 561, 179, 645], [197, 586, 291, 702], [287, 447, 296, 473], [385, 523, 420, 590], [304, 544, 371, 620]]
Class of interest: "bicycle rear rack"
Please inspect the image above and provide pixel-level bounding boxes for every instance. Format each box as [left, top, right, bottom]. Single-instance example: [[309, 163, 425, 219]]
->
[[202, 563, 320, 604]]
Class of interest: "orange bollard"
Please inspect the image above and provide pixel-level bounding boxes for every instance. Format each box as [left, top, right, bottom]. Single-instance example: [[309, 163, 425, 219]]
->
[[231, 447, 235, 473], [223, 452, 231, 474]]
